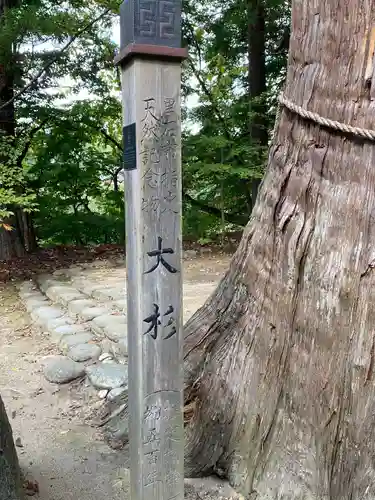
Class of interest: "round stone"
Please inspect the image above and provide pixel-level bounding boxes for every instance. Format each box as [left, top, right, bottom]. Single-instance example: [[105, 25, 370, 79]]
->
[[80, 307, 108, 322], [93, 314, 126, 329], [42, 355, 85, 384], [81, 284, 99, 296], [46, 286, 84, 304], [184, 249, 198, 259], [50, 324, 87, 343], [46, 317, 74, 330], [102, 358, 116, 364], [67, 343, 102, 362], [68, 299, 96, 317], [60, 332, 94, 351], [86, 363, 128, 390], [103, 322, 127, 343], [107, 386, 127, 402], [25, 298, 47, 313], [31, 306, 64, 324], [53, 269, 67, 277], [91, 314, 126, 336]]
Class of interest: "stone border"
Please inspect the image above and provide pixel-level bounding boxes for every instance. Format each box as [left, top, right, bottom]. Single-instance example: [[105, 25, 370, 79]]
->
[[18, 280, 129, 404]]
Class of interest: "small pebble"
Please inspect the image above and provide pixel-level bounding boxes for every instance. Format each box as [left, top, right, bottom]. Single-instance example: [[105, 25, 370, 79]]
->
[[99, 352, 112, 362], [15, 437, 23, 448], [98, 390, 109, 399]]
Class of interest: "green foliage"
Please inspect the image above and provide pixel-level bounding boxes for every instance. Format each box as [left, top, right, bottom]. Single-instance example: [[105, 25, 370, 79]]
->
[[0, 0, 290, 249], [26, 98, 124, 246], [0, 0, 123, 243], [181, 0, 290, 239], [0, 135, 37, 226]]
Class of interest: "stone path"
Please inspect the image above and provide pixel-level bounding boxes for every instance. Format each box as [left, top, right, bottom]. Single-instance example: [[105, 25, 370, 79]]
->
[[19, 256, 230, 412]]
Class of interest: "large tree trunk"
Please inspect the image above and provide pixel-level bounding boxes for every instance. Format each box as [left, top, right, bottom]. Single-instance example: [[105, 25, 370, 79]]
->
[[184, 1, 375, 498], [0, 220, 26, 261], [0, 395, 23, 500], [0, 0, 30, 261]]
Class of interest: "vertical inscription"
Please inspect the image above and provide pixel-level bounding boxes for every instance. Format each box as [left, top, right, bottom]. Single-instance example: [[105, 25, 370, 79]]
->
[[142, 234, 178, 340], [140, 96, 179, 217], [143, 402, 162, 491], [143, 303, 177, 339], [144, 236, 178, 274], [142, 393, 183, 497]]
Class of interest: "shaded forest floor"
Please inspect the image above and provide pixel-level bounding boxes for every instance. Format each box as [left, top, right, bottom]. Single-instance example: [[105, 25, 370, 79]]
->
[[0, 245, 125, 283], [0, 242, 236, 283]]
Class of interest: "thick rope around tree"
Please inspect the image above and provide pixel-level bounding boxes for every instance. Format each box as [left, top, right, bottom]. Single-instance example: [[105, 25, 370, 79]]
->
[[279, 93, 375, 141]]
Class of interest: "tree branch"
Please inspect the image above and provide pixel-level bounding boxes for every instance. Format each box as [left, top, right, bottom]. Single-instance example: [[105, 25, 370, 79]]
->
[[187, 58, 232, 140], [183, 191, 247, 227], [0, 8, 111, 111], [87, 123, 123, 151], [183, 17, 204, 70], [17, 118, 50, 165]]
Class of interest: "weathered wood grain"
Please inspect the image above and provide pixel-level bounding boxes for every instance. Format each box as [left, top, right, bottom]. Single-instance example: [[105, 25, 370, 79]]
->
[[183, 1, 375, 499], [121, 58, 183, 500]]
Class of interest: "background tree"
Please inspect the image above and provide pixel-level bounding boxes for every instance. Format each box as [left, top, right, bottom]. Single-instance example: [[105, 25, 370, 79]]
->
[[0, 0, 291, 258], [182, 1, 375, 498], [182, 0, 290, 241], [0, 0, 35, 259], [0, 0, 120, 260]]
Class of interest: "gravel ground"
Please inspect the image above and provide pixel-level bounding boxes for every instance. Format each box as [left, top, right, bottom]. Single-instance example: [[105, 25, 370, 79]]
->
[[0, 254, 231, 499], [0, 284, 129, 500]]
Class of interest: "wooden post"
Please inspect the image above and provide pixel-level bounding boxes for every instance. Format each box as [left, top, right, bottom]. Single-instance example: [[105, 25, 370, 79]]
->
[[116, 2, 187, 499]]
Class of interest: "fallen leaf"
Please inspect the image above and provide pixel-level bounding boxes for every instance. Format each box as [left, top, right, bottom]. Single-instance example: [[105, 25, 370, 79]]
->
[[23, 479, 39, 496]]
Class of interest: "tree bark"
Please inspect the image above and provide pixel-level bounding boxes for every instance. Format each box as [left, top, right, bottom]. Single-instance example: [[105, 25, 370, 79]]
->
[[20, 212, 37, 253], [0, 395, 23, 500], [0, 219, 26, 261], [0, 0, 32, 261], [247, 0, 267, 208], [183, 1, 375, 498], [0, 0, 16, 135]]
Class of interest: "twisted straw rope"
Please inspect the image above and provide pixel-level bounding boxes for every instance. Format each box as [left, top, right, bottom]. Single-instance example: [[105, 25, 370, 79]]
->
[[278, 93, 375, 141]]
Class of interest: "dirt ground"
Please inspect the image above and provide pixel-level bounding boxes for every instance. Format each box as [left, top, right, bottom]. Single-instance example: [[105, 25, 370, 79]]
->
[[0, 254, 231, 499]]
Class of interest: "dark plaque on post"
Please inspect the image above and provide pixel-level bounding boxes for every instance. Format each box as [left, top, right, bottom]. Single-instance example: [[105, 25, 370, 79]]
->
[[123, 123, 137, 171], [117, 0, 187, 500]]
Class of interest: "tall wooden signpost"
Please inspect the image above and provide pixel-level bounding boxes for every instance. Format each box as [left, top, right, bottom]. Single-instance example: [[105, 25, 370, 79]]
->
[[115, 1, 187, 499]]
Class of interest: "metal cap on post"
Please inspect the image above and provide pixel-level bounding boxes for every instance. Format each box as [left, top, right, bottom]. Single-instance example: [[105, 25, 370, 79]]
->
[[117, 1, 187, 500]]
